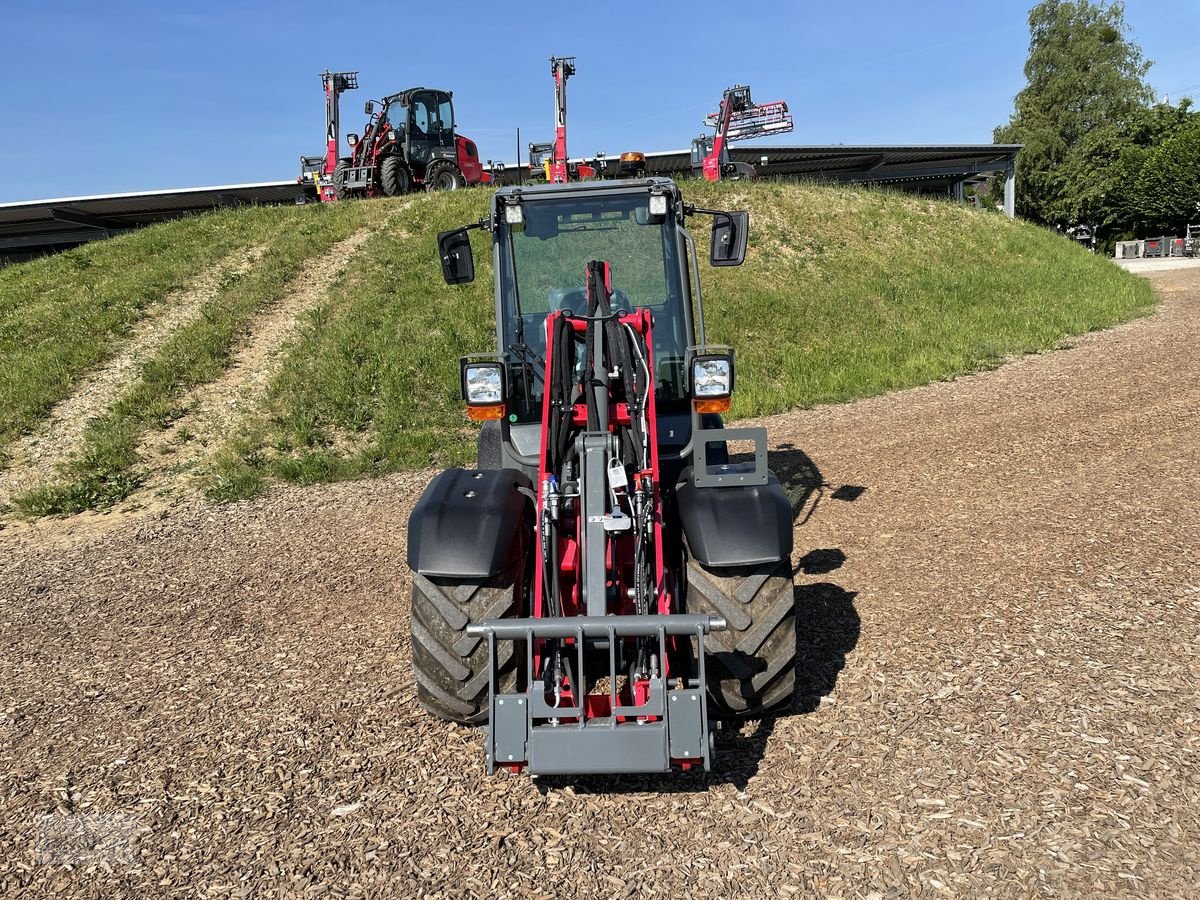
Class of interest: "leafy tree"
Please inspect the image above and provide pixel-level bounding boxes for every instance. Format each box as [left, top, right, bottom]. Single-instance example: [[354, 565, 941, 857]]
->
[[995, 1, 1153, 225], [1134, 118, 1200, 233], [1103, 100, 1198, 236]]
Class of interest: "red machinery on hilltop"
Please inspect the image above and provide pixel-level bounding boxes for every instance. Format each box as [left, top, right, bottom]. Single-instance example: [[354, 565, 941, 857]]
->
[[691, 84, 794, 182], [300, 70, 488, 201], [528, 57, 598, 183]]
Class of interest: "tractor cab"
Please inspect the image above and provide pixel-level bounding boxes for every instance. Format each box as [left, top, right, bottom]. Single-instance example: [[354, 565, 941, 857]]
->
[[690, 135, 716, 170], [527, 142, 554, 182], [437, 177, 748, 481], [690, 134, 754, 181], [376, 88, 457, 172]]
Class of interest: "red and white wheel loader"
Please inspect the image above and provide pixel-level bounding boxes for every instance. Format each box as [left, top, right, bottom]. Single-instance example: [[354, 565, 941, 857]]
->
[[407, 177, 798, 775], [299, 70, 488, 201]]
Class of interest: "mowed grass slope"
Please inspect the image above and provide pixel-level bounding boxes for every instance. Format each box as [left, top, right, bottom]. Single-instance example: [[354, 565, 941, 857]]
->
[[693, 180, 1156, 412], [0, 181, 1156, 511], [1, 200, 377, 514], [211, 180, 1154, 499], [0, 206, 282, 459]]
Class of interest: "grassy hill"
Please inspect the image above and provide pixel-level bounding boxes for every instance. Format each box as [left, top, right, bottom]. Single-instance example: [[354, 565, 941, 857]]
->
[[0, 181, 1156, 515]]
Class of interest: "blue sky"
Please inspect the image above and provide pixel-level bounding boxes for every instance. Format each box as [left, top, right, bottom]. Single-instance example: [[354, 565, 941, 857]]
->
[[2, 0, 1197, 202]]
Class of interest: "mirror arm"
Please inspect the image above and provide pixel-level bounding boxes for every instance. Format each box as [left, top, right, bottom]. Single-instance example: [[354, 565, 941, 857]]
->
[[459, 216, 493, 234], [682, 204, 733, 223]]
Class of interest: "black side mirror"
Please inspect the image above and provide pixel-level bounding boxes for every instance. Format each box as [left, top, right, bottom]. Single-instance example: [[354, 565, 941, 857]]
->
[[438, 229, 475, 285], [364, 100, 375, 116], [710, 211, 749, 266]]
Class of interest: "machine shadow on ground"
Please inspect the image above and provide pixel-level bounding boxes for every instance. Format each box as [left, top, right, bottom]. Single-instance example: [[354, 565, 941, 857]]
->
[[537, 445, 864, 794]]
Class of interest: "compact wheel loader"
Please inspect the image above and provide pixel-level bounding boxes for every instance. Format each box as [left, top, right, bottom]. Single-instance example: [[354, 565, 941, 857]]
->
[[407, 178, 797, 775]]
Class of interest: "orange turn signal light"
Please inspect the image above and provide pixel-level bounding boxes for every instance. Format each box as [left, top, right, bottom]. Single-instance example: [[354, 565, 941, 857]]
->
[[693, 398, 731, 414], [467, 405, 505, 421]]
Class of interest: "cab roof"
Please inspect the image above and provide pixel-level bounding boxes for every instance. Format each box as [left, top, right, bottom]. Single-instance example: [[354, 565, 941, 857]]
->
[[493, 176, 680, 203]]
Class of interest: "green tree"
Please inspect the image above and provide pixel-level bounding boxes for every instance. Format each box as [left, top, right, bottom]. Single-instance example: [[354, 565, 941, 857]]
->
[[1134, 118, 1200, 233], [1105, 100, 1197, 236], [995, 1, 1153, 225]]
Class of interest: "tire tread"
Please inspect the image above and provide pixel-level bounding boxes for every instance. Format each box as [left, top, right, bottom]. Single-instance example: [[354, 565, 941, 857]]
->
[[686, 558, 797, 718], [410, 573, 520, 724]]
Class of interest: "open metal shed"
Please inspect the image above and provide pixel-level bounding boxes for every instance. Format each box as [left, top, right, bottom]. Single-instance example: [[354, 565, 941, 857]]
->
[[0, 181, 300, 263]]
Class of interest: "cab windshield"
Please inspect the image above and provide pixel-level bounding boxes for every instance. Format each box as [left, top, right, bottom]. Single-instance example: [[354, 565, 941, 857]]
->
[[497, 192, 690, 422]]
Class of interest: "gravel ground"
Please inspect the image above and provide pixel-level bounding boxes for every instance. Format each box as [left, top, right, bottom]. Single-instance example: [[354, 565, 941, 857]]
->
[[1, 269, 1197, 897]]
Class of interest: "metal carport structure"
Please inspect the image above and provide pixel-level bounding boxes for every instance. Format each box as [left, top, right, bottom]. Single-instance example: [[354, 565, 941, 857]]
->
[[638, 144, 1020, 216], [1, 144, 1020, 263], [0, 181, 300, 264]]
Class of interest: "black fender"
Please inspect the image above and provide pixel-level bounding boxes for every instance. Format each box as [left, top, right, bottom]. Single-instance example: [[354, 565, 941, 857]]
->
[[675, 468, 793, 568], [407, 468, 532, 579]]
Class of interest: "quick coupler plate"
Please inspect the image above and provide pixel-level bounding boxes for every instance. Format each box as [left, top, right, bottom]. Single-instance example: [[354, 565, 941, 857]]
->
[[467, 614, 726, 775]]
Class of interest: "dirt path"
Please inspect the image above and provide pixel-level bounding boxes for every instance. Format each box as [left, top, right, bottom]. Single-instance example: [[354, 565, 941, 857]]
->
[[1, 269, 1197, 896], [130, 221, 391, 503], [0, 247, 264, 509]]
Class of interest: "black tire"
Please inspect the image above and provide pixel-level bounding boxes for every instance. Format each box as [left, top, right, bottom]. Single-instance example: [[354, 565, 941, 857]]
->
[[380, 155, 410, 196], [332, 158, 351, 200], [685, 557, 796, 718], [477, 420, 502, 470], [426, 162, 466, 191], [410, 571, 522, 725]]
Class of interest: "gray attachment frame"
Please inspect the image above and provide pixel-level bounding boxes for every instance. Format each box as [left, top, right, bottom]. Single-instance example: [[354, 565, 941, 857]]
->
[[578, 432, 616, 617], [343, 166, 373, 191], [469, 614, 727, 775], [693, 426, 769, 487]]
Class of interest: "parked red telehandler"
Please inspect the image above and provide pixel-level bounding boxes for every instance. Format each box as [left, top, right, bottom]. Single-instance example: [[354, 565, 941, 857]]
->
[[526, 57, 598, 183], [691, 84, 794, 182], [408, 178, 798, 775], [299, 70, 487, 201]]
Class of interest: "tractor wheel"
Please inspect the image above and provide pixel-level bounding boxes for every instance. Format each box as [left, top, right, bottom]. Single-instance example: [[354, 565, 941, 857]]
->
[[380, 155, 410, 196], [410, 570, 522, 725], [332, 158, 351, 200], [685, 557, 796, 718], [477, 420, 502, 470], [426, 162, 466, 191]]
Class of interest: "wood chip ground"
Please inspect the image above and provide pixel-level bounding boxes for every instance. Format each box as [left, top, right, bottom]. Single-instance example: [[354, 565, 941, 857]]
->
[[1, 269, 1197, 897]]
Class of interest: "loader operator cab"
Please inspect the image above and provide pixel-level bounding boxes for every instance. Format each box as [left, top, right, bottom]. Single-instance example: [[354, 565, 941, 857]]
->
[[499, 183, 694, 464], [382, 88, 456, 169], [436, 177, 748, 480], [690, 135, 715, 169]]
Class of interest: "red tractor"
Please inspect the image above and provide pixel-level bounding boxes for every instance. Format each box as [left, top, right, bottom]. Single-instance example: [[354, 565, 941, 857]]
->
[[300, 70, 487, 201]]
